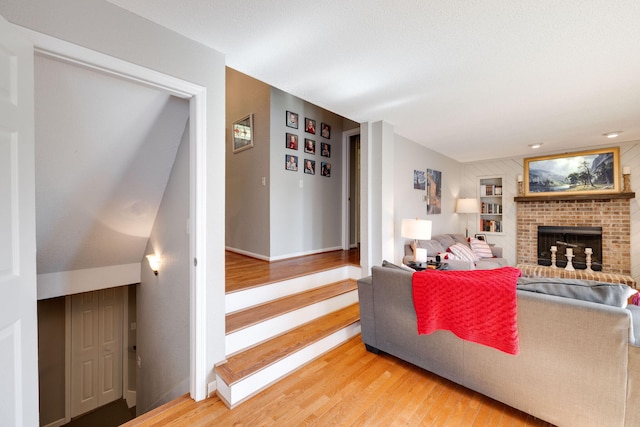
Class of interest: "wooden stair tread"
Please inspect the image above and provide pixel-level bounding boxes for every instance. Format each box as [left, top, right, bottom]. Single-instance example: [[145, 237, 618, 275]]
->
[[216, 303, 360, 386], [226, 279, 357, 334]]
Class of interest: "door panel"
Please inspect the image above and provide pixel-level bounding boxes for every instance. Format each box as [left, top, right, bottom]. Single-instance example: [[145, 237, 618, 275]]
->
[[0, 13, 39, 427], [71, 288, 122, 417]]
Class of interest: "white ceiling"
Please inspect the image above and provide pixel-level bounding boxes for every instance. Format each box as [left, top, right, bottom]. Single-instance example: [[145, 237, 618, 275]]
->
[[106, 0, 640, 162], [35, 55, 189, 274]]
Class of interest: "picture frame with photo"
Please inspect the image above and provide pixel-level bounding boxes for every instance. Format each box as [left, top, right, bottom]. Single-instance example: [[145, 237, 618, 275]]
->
[[305, 118, 316, 134], [232, 114, 254, 153], [321, 162, 331, 177], [286, 111, 299, 129], [474, 234, 487, 241], [321, 122, 331, 139], [285, 154, 298, 171], [320, 142, 331, 158], [304, 159, 316, 175], [286, 133, 298, 150], [524, 147, 620, 196], [304, 138, 316, 154]]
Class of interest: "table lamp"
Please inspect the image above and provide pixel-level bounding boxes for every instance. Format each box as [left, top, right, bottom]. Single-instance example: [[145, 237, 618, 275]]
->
[[401, 218, 433, 262]]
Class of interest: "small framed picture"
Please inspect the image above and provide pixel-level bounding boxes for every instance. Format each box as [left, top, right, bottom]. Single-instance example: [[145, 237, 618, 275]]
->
[[305, 118, 316, 134], [321, 162, 331, 177], [286, 111, 298, 129], [304, 138, 316, 154], [232, 114, 254, 153], [320, 142, 331, 158], [285, 154, 298, 171], [474, 234, 487, 241], [304, 159, 316, 175], [321, 122, 331, 139], [286, 133, 298, 150]]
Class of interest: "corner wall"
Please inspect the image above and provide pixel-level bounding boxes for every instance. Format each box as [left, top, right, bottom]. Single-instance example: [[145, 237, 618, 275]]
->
[[393, 134, 463, 263], [225, 69, 271, 258], [137, 122, 190, 414]]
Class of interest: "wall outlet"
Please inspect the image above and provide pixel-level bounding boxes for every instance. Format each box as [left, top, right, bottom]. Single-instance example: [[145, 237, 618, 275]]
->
[[131, 322, 136, 331], [137, 356, 142, 368], [261, 176, 266, 186]]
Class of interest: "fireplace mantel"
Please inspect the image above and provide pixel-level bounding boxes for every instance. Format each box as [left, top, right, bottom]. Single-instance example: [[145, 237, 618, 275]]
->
[[514, 192, 635, 202]]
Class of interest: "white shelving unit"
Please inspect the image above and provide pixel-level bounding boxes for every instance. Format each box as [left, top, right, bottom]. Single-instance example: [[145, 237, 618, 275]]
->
[[478, 176, 503, 234]]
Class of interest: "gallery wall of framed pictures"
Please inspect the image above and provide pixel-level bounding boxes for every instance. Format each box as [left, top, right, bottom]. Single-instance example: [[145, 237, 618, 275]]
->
[[285, 110, 332, 178]]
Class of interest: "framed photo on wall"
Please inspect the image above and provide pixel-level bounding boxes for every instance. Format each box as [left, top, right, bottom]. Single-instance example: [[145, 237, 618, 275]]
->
[[524, 147, 620, 196], [320, 142, 331, 158], [232, 114, 254, 153], [321, 122, 331, 139], [286, 133, 298, 150], [286, 111, 299, 129], [304, 138, 316, 154], [321, 162, 331, 177], [304, 159, 315, 175], [305, 118, 316, 134], [285, 154, 298, 171]]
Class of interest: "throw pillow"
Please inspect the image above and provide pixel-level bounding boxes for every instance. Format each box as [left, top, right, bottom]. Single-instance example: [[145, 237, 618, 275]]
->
[[517, 277, 639, 308], [448, 243, 479, 262], [469, 237, 493, 259], [417, 240, 445, 256], [433, 234, 456, 249]]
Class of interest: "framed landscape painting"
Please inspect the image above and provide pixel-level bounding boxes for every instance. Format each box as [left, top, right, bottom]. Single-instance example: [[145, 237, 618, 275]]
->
[[524, 147, 620, 196]]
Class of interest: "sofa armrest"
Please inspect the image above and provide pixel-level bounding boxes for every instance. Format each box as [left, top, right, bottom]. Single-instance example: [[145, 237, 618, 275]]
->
[[357, 276, 376, 347]]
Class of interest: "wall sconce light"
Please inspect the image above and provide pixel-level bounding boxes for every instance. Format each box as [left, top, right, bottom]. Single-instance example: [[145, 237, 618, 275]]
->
[[146, 254, 161, 276]]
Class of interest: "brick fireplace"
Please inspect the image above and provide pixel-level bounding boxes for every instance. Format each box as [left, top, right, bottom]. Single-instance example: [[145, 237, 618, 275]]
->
[[516, 196, 633, 275]]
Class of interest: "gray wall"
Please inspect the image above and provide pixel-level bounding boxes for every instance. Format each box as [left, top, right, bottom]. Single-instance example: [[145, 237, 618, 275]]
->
[[270, 88, 358, 259], [137, 122, 190, 414], [225, 69, 271, 257]]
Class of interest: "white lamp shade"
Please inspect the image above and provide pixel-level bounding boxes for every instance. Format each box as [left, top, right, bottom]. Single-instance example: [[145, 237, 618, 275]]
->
[[146, 254, 161, 272], [456, 198, 479, 214], [401, 218, 432, 240]]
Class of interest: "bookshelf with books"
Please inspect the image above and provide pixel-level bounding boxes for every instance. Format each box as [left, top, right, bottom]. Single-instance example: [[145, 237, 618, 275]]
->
[[479, 176, 503, 234]]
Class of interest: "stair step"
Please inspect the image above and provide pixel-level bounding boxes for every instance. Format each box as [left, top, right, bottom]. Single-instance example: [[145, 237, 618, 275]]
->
[[216, 303, 360, 387], [226, 279, 357, 334]]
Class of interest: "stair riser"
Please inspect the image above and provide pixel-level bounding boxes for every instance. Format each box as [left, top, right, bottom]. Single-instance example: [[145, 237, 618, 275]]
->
[[217, 322, 361, 408], [226, 291, 359, 356], [226, 266, 360, 313]]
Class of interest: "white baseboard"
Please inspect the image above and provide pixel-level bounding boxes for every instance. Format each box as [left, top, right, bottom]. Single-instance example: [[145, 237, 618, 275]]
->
[[42, 417, 68, 427], [225, 246, 345, 262], [208, 380, 217, 397]]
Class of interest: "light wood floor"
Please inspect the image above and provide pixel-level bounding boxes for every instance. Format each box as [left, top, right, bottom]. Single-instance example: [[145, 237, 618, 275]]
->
[[225, 249, 360, 293], [123, 336, 554, 426], [123, 249, 554, 426]]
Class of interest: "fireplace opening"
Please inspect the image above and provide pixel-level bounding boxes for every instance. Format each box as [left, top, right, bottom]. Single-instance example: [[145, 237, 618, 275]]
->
[[537, 226, 602, 271]]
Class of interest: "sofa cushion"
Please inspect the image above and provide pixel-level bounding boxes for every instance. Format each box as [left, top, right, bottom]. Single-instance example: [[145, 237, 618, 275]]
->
[[448, 242, 479, 262], [517, 277, 639, 308], [628, 304, 640, 346], [433, 234, 456, 249], [469, 237, 494, 259], [449, 234, 468, 245], [417, 239, 445, 256]]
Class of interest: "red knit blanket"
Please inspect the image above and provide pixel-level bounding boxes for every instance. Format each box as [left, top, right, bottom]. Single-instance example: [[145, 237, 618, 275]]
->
[[412, 267, 521, 355]]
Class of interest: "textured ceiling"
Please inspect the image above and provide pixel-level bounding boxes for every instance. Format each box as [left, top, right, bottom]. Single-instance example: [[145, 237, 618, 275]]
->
[[35, 55, 189, 274], [106, 0, 640, 162]]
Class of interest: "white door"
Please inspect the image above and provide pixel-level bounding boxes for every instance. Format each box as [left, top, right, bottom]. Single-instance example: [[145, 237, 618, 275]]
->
[[0, 14, 39, 427], [71, 288, 123, 417]]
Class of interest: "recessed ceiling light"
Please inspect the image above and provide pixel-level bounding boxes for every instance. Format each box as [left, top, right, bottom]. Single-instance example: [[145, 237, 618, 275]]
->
[[603, 131, 622, 139], [528, 143, 543, 149]]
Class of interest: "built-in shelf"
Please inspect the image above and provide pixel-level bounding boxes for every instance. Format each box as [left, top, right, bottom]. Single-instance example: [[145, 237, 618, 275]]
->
[[514, 192, 635, 202]]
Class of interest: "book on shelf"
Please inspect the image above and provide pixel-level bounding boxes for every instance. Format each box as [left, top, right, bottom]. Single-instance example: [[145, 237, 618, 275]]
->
[[481, 202, 502, 214], [481, 219, 502, 233], [480, 184, 502, 197]]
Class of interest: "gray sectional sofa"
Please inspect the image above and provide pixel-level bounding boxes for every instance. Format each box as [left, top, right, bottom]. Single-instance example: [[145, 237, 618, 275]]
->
[[357, 265, 640, 427], [403, 233, 508, 269]]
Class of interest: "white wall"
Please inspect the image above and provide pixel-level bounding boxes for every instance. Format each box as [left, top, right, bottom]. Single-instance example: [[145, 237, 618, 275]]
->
[[393, 134, 463, 263], [0, 0, 226, 399], [137, 123, 190, 414]]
